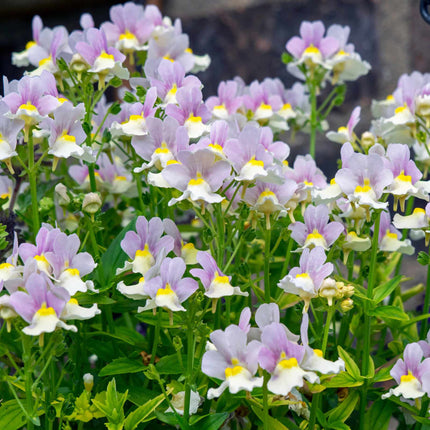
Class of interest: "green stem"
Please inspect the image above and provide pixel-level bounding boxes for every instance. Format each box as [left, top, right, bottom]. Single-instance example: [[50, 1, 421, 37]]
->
[[309, 81, 318, 159], [223, 234, 244, 272], [27, 128, 40, 236], [134, 172, 145, 212], [262, 371, 270, 430], [150, 309, 162, 365], [87, 164, 97, 193], [321, 307, 335, 355], [264, 224, 272, 303], [359, 211, 382, 429], [183, 325, 195, 424], [420, 242, 430, 339], [415, 397, 430, 430], [215, 204, 225, 266], [22, 335, 35, 430]]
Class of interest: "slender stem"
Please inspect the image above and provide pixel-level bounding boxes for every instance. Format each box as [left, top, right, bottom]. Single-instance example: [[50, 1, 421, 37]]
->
[[134, 172, 145, 212], [264, 224, 272, 303], [27, 128, 40, 236], [223, 234, 244, 272], [280, 234, 293, 279], [22, 335, 35, 430], [321, 306, 335, 355], [150, 309, 162, 365], [215, 204, 225, 267], [420, 242, 430, 339], [309, 81, 318, 159], [359, 211, 382, 429], [262, 371, 270, 430], [183, 325, 195, 424], [415, 397, 430, 430]]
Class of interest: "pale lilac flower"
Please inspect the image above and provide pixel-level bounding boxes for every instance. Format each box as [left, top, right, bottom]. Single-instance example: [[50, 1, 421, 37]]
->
[[377, 211, 414, 255], [138, 257, 198, 312], [206, 80, 243, 119], [382, 343, 430, 399], [119, 216, 174, 276], [39, 102, 86, 168], [192, 120, 231, 158], [133, 116, 189, 171], [2, 71, 60, 126], [9, 272, 76, 336], [190, 251, 248, 299], [335, 152, 393, 211], [242, 81, 282, 121], [202, 325, 263, 399], [384, 144, 429, 211], [393, 203, 430, 245], [110, 87, 157, 137], [223, 125, 277, 183], [418, 331, 430, 359], [278, 247, 333, 311], [75, 28, 129, 87], [161, 149, 231, 206], [326, 106, 361, 144], [12, 15, 44, 67], [165, 86, 210, 139], [325, 24, 371, 84], [258, 322, 318, 396], [289, 204, 344, 250], [101, 2, 153, 54], [149, 59, 201, 105], [286, 21, 339, 69], [0, 102, 24, 173]]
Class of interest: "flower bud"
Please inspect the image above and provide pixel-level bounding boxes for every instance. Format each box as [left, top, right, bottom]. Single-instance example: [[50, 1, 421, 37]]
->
[[82, 192, 102, 214], [319, 277, 337, 306], [55, 183, 70, 206], [340, 298, 354, 312], [83, 373, 93, 392], [361, 131, 375, 149]]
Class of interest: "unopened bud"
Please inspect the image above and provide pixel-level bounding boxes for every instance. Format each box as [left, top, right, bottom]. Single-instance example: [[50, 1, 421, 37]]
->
[[83, 373, 93, 392], [55, 183, 70, 206], [82, 192, 102, 214], [361, 131, 375, 149], [319, 278, 337, 306], [335, 282, 354, 299], [70, 53, 90, 73], [340, 298, 354, 312], [415, 94, 430, 120]]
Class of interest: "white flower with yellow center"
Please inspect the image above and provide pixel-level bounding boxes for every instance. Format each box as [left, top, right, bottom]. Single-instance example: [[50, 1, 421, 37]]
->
[[61, 298, 101, 320], [117, 276, 148, 300], [58, 267, 95, 296], [184, 113, 209, 139], [132, 244, 155, 275]]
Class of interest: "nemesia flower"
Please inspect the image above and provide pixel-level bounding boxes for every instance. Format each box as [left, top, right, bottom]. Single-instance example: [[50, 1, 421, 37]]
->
[[326, 106, 361, 145], [190, 251, 248, 299], [9, 272, 77, 336], [382, 343, 430, 400], [192, 120, 231, 158], [289, 204, 344, 250], [75, 28, 129, 87], [12, 15, 44, 67], [101, 2, 152, 55], [418, 331, 430, 359], [286, 21, 339, 70], [137, 257, 198, 312], [165, 86, 210, 138], [393, 203, 430, 245], [161, 149, 231, 206], [149, 59, 201, 105], [165, 390, 201, 416], [39, 101, 86, 169], [132, 116, 189, 171], [202, 325, 263, 399], [377, 211, 414, 255], [278, 246, 333, 311], [206, 80, 243, 119], [2, 71, 60, 127], [110, 87, 157, 137], [118, 215, 174, 276], [258, 322, 318, 396], [242, 81, 282, 122]]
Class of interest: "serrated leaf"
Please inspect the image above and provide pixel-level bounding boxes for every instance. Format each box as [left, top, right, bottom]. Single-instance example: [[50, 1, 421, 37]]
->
[[327, 391, 359, 423], [372, 275, 403, 304], [337, 346, 361, 380], [368, 306, 409, 321], [124, 391, 167, 430], [99, 358, 145, 377]]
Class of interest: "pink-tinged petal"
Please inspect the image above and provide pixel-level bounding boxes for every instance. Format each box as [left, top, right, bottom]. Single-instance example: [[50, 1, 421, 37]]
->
[[255, 303, 280, 328], [71, 253, 96, 276], [162, 257, 186, 286], [202, 350, 229, 380], [9, 291, 36, 323], [323, 222, 344, 247], [143, 276, 162, 298], [258, 346, 278, 373], [347, 107, 361, 135], [404, 343, 424, 375], [174, 277, 198, 302], [319, 37, 340, 59], [390, 358, 407, 384], [121, 231, 142, 259], [239, 307, 251, 333]]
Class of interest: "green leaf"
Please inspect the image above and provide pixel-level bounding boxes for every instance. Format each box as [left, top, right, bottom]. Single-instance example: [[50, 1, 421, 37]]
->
[[417, 251, 430, 266], [365, 400, 397, 430], [110, 76, 123, 88], [373, 366, 392, 383], [99, 358, 145, 377], [250, 404, 299, 430], [136, 311, 181, 328], [281, 52, 293, 64], [124, 392, 166, 430], [96, 217, 137, 286], [190, 413, 229, 430], [372, 275, 403, 304], [156, 354, 186, 374], [368, 306, 409, 321], [327, 391, 359, 423], [0, 400, 28, 430], [323, 372, 364, 388], [337, 346, 361, 380]]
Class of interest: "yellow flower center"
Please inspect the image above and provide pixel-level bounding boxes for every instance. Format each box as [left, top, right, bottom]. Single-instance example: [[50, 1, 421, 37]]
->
[[304, 44, 320, 55], [314, 349, 323, 357], [248, 156, 264, 167], [225, 365, 244, 378], [278, 357, 298, 369], [36, 302, 56, 317], [0, 263, 13, 270], [99, 51, 115, 61], [19, 103, 37, 112], [187, 114, 202, 123], [337, 126, 348, 133], [385, 229, 398, 240], [306, 229, 324, 241], [25, 40, 37, 50], [397, 170, 412, 183], [155, 142, 170, 154], [259, 103, 272, 111], [68, 298, 79, 305], [156, 282, 174, 296], [400, 371, 416, 383], [189, 172, 205, 186], [296, 272, 311, 279], [135, 243, 152, 259], [355, 178, 372, 193], [66, 268, 80, 276], [119, 30, 137, 41]]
